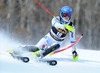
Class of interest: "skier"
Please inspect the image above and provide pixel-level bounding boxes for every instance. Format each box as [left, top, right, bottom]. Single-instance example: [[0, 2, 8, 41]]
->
[[29, 6, 78, 60], [9, 6, 78, 61]]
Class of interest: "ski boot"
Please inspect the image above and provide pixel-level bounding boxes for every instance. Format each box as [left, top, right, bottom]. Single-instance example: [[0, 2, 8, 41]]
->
[[22, 45, 39, 52], [21, 45, 42, 60], [72, 50, 78, 61], [32, 44, 60, 65]]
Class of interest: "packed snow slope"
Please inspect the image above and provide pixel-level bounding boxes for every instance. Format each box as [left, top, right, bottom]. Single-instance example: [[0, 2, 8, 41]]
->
[[0, 49, 100, 73]]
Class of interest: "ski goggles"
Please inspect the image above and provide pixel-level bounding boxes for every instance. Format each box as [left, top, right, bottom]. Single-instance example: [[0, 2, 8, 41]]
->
[[61, 13, 71, 18]]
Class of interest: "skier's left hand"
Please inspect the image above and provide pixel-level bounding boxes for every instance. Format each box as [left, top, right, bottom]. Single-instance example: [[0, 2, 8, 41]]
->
[[72, 50, 78, 61]]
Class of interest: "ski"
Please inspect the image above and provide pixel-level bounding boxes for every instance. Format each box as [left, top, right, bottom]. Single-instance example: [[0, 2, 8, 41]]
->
[[8, 50, 57, 66]]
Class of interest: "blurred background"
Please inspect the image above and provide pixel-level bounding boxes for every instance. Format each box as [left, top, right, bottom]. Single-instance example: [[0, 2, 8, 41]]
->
[[0, 0, 100, 50]]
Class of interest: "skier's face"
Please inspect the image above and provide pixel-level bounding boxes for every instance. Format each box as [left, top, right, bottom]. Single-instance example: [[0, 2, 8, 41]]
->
[[61, 13, 70, 21], [62, 16, 70, 22]]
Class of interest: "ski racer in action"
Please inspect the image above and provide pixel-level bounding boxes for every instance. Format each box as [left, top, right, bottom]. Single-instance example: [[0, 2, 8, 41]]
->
[[9, 6, 78, 61]]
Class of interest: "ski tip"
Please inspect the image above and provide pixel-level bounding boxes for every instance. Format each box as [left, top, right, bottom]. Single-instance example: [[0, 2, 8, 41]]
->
[[8, 50, 14, 54]]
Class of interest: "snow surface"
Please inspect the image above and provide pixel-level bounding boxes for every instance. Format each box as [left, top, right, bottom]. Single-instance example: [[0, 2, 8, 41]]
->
[[0, 33, 100, 73], [0, 48, 100, 73]]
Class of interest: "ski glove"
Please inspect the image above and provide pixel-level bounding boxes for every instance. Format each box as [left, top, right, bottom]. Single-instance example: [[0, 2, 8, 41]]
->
[[72, 50, 78, 61]]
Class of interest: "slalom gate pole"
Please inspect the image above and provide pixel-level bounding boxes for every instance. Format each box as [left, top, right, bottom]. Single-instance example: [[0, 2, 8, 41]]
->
[[51, 34, 83, 55], [34, 0, 54, 17]]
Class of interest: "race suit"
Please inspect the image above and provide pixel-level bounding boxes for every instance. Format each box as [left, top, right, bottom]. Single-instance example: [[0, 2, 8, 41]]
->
[[36, 16, 76, 51]]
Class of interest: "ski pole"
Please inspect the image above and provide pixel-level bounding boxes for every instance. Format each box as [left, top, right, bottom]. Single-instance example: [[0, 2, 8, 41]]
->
[[34, 0, 54, 17]]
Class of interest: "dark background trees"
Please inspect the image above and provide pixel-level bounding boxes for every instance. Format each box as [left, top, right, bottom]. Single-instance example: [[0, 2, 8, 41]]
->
[[0, 0, 100, 50]]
